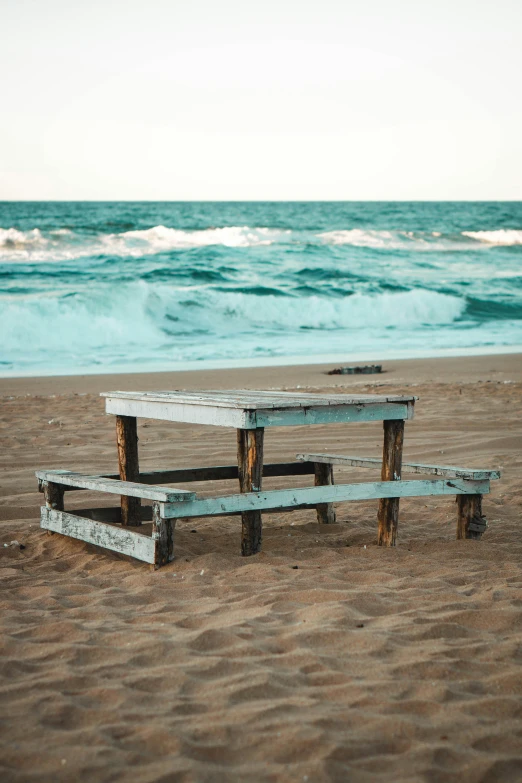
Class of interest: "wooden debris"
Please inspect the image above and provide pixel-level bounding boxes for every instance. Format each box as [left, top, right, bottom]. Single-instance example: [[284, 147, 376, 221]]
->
[[328, 365, 382, 375]]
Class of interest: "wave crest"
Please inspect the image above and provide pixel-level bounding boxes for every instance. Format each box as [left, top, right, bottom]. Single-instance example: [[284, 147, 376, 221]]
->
[[462, 230, 522, 246], [0, 225, 290, 262], [0, 285, 465, 359], [0, 227, 46, 248], [119, 225, 287, 250]]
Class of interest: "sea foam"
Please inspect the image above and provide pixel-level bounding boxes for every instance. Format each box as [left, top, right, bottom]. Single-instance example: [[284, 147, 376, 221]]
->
[[462, 230, 522, 245], [0, 225, 290, 262]]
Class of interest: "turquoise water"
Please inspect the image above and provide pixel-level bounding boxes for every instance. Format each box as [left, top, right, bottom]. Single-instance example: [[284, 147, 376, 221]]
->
[[1, 201, 521, 376]]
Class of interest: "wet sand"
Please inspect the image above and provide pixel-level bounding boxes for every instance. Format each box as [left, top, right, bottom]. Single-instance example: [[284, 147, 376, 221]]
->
[[1, 354, 522, 782]]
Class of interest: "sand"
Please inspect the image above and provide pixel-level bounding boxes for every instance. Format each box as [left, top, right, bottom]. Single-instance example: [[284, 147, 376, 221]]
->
[[1, 354, 522, 782]]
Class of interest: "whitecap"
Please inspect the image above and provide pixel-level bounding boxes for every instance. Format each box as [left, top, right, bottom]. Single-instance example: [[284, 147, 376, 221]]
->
[[462, 230, 522, 246]]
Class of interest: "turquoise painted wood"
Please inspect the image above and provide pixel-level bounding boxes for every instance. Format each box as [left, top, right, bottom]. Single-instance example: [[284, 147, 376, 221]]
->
[[160, 478, 490, 519], [252, 402, 413, 428]]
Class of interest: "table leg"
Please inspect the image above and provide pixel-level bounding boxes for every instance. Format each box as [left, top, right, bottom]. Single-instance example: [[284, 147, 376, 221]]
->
[[314, 462, 336, 524], [237, 427, 264, 556], [377, 419, 404, 546], [116, 414, 141, 526]]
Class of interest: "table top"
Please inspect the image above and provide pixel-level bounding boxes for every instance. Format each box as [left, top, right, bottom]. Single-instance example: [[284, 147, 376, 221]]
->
[[102, 389, 416, 429], [101, 389, 415, 408]]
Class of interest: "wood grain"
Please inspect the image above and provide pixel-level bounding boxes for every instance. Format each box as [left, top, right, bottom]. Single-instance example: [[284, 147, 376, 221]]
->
[[160, 478, 489, 519], [377, 420, 405, 546], [116, 415, 141, 526], [314, 462, 336, 524], [457, 494, 487, 540], [237, 427, 264, 556]]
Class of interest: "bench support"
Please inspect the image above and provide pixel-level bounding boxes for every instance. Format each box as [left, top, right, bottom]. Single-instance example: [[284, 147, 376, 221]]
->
[[377, 420, 404, 546], [42, 480, 64, 537], [457, 494, 487, 540], [152, 502, 175, 568], [116, 415, 141, 526], [237, 427, 264, 556], [43, 481, 64, 512], [314, 462, 336, 524]]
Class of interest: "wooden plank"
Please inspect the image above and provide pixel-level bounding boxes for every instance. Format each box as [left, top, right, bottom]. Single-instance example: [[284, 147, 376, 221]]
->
[[37, 462, 316, 493], [42, 480, 64, 511], [40, 507, 156, 564], [101, 389, 417, 409], [377, 420, 404, 547], [72, 507, 154, 523], [159, 478, 490, 519], [314, 462, 336, 524], [205, 390, 414, 407], [104, 397, 413, 429], [35, 470, 195, 502], [237, 427, 264, 556], [253, 402, 413, 428], [457, 495, 487, 540], [152, 502, 175, 567], [116, 414, 141, 526], [105, 397, 252, 428], [41, 480, 64, 538], [296, 454, 500, 481], [105, 394, 414, 428], [139, 462, 316, 482]]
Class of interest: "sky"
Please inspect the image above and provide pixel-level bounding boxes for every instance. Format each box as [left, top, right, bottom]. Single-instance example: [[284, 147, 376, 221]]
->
[[1, 0, 521, 200]]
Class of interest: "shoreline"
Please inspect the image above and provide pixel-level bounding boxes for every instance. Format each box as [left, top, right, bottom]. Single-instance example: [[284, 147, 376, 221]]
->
[[1, 351, 521, 398], [2, 344, 522, 383]]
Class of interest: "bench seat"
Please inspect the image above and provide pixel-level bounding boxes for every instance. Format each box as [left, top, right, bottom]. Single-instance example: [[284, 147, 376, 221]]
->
[[297, 453, 501, 541]]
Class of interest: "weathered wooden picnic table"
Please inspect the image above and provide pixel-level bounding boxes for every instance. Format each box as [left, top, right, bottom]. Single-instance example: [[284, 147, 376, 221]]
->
[[37, 389, 499, 568]]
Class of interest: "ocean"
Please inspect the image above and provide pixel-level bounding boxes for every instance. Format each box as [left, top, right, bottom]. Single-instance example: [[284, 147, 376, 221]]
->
[[1, 201, 521, 377]]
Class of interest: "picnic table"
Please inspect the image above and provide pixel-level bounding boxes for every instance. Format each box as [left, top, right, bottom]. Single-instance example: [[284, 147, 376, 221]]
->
[[37, 390, 498, 568]]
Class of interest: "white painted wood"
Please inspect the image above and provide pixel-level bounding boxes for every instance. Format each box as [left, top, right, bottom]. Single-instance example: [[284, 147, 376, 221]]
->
[[105, 397, 413, 429], [38, 462, 316, 493], [101, 389, 417, 409], [296, 454, 501, 481], [41, 507, 156, 563], [160, 478, 490, 518], [35, 470, 196, 502], [105, 397, 253, 428]]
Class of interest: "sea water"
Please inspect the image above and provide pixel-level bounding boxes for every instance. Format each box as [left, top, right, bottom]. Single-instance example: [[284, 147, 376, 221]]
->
[[1, 201, 521, 377]]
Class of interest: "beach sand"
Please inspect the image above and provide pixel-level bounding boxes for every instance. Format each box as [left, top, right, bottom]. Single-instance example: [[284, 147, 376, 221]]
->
[[1, 354, 522, 782]]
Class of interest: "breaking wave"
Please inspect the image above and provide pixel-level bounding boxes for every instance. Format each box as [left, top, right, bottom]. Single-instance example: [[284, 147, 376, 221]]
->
[[3, 224, 522, 264], [0, 225, 291, 262], [2, 201, 522, 375], [461, 230, 522, 245], [319, 228, 522, 249]]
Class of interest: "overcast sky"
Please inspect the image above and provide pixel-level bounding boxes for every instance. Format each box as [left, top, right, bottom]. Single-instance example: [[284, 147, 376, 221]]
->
[[1, 0, 521, 200]]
